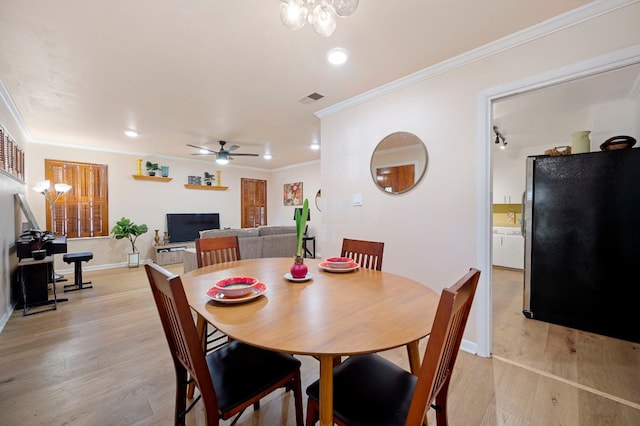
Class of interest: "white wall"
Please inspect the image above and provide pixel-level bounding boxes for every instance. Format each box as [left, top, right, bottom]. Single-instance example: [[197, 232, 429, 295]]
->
[[269, 161, 322, 256], [318, 2, 640, 352], [0, 86, 29, 329]]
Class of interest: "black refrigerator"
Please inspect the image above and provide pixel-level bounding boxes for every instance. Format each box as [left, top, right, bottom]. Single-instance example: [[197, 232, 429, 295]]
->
[[522, 147, 640, 343]]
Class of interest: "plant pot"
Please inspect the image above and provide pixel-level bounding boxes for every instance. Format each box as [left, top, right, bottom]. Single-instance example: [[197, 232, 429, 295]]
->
[[206, 182, 212, 186], [148, 171, 156, 176], [128, 252, 140, 268], [31, 249, 47, 261], [290, 256, 308, 279]]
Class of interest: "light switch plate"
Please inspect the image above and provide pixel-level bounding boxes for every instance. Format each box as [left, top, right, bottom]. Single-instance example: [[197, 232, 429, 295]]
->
[[352, 193, 363, 206]]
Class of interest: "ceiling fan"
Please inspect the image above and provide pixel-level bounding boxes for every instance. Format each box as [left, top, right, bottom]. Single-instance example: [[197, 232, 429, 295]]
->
[[187, 141, 260, 165]]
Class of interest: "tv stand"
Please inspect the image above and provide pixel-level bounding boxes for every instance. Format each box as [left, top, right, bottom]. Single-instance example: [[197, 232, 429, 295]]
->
[[153, 242, 195, 266]]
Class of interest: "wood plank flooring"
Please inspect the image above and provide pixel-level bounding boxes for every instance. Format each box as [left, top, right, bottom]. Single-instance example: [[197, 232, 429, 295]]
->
[[0, 265, 638, 425]]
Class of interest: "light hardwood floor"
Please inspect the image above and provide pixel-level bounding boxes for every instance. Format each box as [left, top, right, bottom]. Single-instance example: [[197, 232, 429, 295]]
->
[[0, 265, 638, 425]]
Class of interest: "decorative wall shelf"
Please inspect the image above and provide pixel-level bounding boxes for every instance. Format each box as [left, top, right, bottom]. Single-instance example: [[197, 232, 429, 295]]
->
[[184, 184, 228, 191], [132, 175, 172, 182]]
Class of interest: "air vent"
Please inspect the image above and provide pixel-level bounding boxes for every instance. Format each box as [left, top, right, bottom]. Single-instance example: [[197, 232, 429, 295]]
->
[[298, 92, 325, 104]]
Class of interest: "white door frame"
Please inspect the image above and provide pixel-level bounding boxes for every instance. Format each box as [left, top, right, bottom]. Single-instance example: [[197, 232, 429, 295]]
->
[[475, 44, 640, 357]]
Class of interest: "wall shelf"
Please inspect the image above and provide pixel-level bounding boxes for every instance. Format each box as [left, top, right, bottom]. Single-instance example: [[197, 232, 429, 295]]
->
[[132, 175, 172, 182], [184, 184, 228, 191]]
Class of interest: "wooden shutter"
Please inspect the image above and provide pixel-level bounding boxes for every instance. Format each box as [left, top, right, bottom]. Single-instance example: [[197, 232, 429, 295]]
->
[[45, 159, 109, 237], [241, 178, 267, 228]]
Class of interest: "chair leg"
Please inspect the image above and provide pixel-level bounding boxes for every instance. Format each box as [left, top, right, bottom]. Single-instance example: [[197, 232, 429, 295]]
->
[[292, 371, 304, 426], [305, 398, 319, 426], [434, 379, 451, 425], [175, 368, 188, 426]]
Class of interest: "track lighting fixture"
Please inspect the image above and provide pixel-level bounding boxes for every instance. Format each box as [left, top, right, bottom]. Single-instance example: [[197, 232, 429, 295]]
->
[[493, 125, 507, 149]]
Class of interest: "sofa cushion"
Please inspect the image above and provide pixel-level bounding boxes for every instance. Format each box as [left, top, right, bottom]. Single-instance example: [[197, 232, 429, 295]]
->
[[238, 237, 263, 259], [199, 228, 259, 239], [184, 226, 298, 273], [262, 233, 297, 258], [257, 226, 296, 237]]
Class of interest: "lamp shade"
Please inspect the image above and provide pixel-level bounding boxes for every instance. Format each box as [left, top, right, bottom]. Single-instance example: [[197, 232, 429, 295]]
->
[[32, 180, 51, 194], [293, 208, 310, 221], [54, 183, 72, 193]]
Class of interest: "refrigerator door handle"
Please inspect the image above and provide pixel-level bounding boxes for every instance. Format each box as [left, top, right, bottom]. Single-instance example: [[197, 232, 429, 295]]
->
[[521, 191, 525, 236], [522, 157, 534, 318]]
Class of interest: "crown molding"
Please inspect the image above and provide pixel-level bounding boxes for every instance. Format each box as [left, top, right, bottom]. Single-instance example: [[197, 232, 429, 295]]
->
[[316, 0, 639, 118]]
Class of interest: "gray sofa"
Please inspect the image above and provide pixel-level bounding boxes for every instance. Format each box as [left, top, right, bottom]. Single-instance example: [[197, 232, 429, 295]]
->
[[183, 225, 297, 273]]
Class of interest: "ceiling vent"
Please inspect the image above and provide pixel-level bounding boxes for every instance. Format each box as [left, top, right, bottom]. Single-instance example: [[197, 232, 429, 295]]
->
[[299, 92, 325, 105]]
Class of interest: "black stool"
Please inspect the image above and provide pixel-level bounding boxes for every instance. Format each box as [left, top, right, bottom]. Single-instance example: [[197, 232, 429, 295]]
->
[[63, 252, 94, 292]]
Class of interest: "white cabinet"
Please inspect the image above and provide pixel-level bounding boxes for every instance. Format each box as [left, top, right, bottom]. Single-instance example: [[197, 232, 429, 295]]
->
[[503, 234, 524, 269], [492, 234, 506, 266], [492, 228, 524, 269], [493, 152, 526, 204]]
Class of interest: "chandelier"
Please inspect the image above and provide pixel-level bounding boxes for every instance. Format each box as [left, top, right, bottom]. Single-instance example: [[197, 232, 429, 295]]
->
[[280, 0, 359, 37]]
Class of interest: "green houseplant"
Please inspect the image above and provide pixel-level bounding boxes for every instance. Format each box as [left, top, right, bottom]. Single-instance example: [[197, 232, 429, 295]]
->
[[110, 217, 148, 267], [21, 229, 55, 260], [290, 198, 309, 278], [203, 171, 216, 186], [145, 161, 160, 176]]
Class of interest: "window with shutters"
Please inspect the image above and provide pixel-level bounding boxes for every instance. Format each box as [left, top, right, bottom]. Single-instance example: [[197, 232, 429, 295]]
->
[[44, 159, 109, 238]]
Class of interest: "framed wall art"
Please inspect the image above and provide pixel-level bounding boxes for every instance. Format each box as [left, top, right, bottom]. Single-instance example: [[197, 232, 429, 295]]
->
[[283, 182, 303, 206]]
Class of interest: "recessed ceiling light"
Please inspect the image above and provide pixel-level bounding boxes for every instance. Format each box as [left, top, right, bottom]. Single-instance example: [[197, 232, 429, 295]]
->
[[264, 153, 272, 160], [124, 129, 138, 138], [327, 48, 348, 65]]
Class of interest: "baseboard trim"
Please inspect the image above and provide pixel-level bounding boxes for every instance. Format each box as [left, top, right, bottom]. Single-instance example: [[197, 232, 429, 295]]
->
[[460, 338, 478, 356]]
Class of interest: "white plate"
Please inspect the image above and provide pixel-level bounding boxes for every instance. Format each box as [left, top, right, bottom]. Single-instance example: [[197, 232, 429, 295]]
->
[[284, 272, 313, 282], [318, 261, 360, 273], [206, 282, 268, 304]]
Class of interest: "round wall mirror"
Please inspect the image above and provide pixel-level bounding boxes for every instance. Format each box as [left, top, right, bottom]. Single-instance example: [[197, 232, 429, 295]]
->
[[370, 131, 428, 194]]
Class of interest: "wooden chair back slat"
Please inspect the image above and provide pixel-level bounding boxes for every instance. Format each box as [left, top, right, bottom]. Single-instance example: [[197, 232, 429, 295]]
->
[[195, 236, 241, 268], [341, 238, 385, 271]]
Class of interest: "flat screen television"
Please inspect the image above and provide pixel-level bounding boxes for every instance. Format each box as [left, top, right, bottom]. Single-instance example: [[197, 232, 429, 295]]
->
[[166, 213, 220, 243]]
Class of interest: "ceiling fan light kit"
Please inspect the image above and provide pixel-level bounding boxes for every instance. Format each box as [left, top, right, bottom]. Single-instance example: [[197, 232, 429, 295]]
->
[[280, 0, 359, 37]]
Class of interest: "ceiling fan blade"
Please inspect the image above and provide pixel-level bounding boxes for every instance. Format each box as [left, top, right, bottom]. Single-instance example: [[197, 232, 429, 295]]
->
[[186, 144, 218, 154], [226, 144, 240, 152], [229, 153, 260, 157]]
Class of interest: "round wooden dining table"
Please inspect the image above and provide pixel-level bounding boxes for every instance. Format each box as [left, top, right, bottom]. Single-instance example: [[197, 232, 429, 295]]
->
[[181, 257, 440, 426]]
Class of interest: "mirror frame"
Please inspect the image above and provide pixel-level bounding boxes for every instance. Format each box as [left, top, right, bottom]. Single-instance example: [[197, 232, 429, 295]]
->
[[370, 131, 428, 195], [314, 189, 321, 212]]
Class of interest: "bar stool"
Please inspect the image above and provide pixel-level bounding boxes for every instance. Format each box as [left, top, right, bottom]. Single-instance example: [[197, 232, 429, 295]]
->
[[63, 252, 94, 292]]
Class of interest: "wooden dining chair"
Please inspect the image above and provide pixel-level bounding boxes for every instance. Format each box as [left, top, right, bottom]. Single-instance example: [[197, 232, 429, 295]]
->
[[341, 238, 385, 271], [145, 263, 304, 426], [195, 235, 241, 268], [305, 268, 481, 426], [195, 236, 242, 353]]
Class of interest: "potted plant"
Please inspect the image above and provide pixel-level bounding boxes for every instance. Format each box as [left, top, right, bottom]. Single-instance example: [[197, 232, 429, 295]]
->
[[110, 217, 148, 267], [145, 161, 160, 176], [203, 171, 216, 186], [290, 198, 309, 278], [21, 229, 55, 260]]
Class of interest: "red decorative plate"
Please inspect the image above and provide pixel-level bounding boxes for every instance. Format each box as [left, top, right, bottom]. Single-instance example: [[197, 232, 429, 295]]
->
[[319, 261, 359, 273], [206, 282, 268, 304]]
